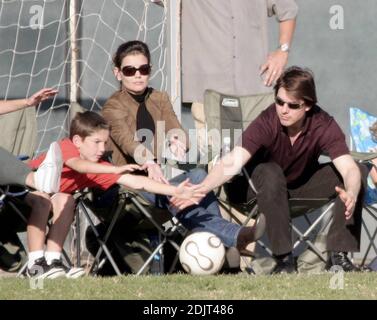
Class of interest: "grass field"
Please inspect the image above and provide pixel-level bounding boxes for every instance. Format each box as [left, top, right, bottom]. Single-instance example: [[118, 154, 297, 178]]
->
[[0, 272, 376, 300]]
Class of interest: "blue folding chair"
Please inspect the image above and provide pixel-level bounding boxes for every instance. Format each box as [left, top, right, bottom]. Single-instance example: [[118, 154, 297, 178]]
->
[[349, 107, 377, 266]]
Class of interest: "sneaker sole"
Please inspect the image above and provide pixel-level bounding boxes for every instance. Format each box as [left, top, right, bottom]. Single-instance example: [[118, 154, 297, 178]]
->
[[66, 268, 86, 279], [30, 268, 66, 279]]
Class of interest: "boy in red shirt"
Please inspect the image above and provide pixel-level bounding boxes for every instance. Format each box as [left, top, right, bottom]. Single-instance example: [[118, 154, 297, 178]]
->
[[28, 111, 206, 277]]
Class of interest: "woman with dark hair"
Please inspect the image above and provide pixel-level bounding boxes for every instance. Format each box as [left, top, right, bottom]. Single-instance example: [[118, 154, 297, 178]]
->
[[103, 40, 187, 182], [101, 41, 266, 261]]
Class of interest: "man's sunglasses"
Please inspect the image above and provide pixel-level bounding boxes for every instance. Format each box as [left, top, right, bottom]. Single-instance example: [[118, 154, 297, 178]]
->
[[275, 96, 305, 110], [121, 64, 151, 77]]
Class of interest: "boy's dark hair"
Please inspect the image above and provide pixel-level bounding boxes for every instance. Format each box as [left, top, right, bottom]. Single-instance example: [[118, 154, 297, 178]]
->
[[113, 40, 151, 68], [70, 111, 110, 139], [274, 66, 318, 107]]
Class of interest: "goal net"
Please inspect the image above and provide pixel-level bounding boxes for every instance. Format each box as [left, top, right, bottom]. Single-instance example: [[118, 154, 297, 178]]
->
[[0, 0, 180, 269], [0, 0, 179, 155]]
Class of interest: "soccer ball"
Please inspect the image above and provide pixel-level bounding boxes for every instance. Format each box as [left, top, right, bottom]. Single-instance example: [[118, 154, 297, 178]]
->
[[179, 232, 225, 275]]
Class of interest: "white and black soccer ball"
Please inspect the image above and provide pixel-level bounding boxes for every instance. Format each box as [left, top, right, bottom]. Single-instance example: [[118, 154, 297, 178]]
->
[[179, 231, 225, 275]]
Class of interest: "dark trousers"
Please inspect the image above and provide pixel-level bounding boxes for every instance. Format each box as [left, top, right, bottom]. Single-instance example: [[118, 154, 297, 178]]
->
[[247, 162, 369, 255]]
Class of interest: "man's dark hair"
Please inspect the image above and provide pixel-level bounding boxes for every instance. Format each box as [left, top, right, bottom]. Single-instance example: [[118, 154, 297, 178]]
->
[[69, 111, 110, 139], [274, 66, 317, 106]]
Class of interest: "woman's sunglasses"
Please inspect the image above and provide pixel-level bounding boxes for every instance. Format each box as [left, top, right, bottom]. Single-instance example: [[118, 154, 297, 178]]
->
[[275, 96, 304, 110], [121, 64, 151, 77]]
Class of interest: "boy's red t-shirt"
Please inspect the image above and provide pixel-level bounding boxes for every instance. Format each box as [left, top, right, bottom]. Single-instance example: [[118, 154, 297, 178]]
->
[[29, 138, 121, 193]]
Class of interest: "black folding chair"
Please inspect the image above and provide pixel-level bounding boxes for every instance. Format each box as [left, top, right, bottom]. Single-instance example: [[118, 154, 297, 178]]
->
[[74, 185, 185, 276]]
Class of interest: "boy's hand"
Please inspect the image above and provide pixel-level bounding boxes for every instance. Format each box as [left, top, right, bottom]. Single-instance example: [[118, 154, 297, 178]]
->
[[26, 88, 58, 107], [172, 179, 205, 205], [113, 164, 142, 174]]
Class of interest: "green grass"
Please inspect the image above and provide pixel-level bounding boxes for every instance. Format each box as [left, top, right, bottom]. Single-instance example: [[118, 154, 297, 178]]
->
[[1, 273, 377, 300]]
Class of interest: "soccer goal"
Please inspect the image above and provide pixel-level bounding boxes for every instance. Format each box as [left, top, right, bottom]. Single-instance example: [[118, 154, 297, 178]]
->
[[0, 0, 181, 155], [0, 0, 181, 269]]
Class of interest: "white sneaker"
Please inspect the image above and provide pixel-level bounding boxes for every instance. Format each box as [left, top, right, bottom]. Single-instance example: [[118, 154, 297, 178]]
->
[[66, 267, 86, 279], [26, 257, 66, 279], [34, 141, 63, 194], [49, 259, 86, 279]]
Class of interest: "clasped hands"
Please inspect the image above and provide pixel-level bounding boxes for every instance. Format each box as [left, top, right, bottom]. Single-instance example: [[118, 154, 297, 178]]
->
[[111, 163, 205, 206]]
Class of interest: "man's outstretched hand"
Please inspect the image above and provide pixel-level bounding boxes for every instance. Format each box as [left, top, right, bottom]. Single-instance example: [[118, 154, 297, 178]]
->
[[335, 185, 356, 220]]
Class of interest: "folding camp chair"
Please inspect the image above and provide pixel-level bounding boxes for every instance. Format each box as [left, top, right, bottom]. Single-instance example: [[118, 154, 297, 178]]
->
[[349, 107, 377, 266], [0, 185, 73, 276], [0, 185, 29, 272], [74, 185, 185, 276], [126, 191, 186, 275], [202, 90, 337, 271], [73, 188, 125, 276]]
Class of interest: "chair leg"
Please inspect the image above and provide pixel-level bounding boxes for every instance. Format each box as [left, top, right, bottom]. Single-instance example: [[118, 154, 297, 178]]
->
[[17, 262, 28, 277], [88, 195, 126, 274], [77, 201, 122, 276], [292, 202, 334, 263], [75, 210, 81, 267], [126, 192, 186, 275], [136, 239, 166, 275], [360, 205, 377, 266]]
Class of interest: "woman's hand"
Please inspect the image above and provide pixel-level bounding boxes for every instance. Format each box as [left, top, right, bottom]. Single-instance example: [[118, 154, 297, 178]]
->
[[168, 136, 186, 161], [145, 162, 170, 184]]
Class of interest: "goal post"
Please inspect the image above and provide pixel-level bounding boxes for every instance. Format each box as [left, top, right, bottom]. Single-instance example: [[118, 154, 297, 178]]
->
[[0, 0, 182, 155]]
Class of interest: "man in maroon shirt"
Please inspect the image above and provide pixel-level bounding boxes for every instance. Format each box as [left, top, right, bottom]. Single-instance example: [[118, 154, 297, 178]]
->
[[174, 66, 368, 273]]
